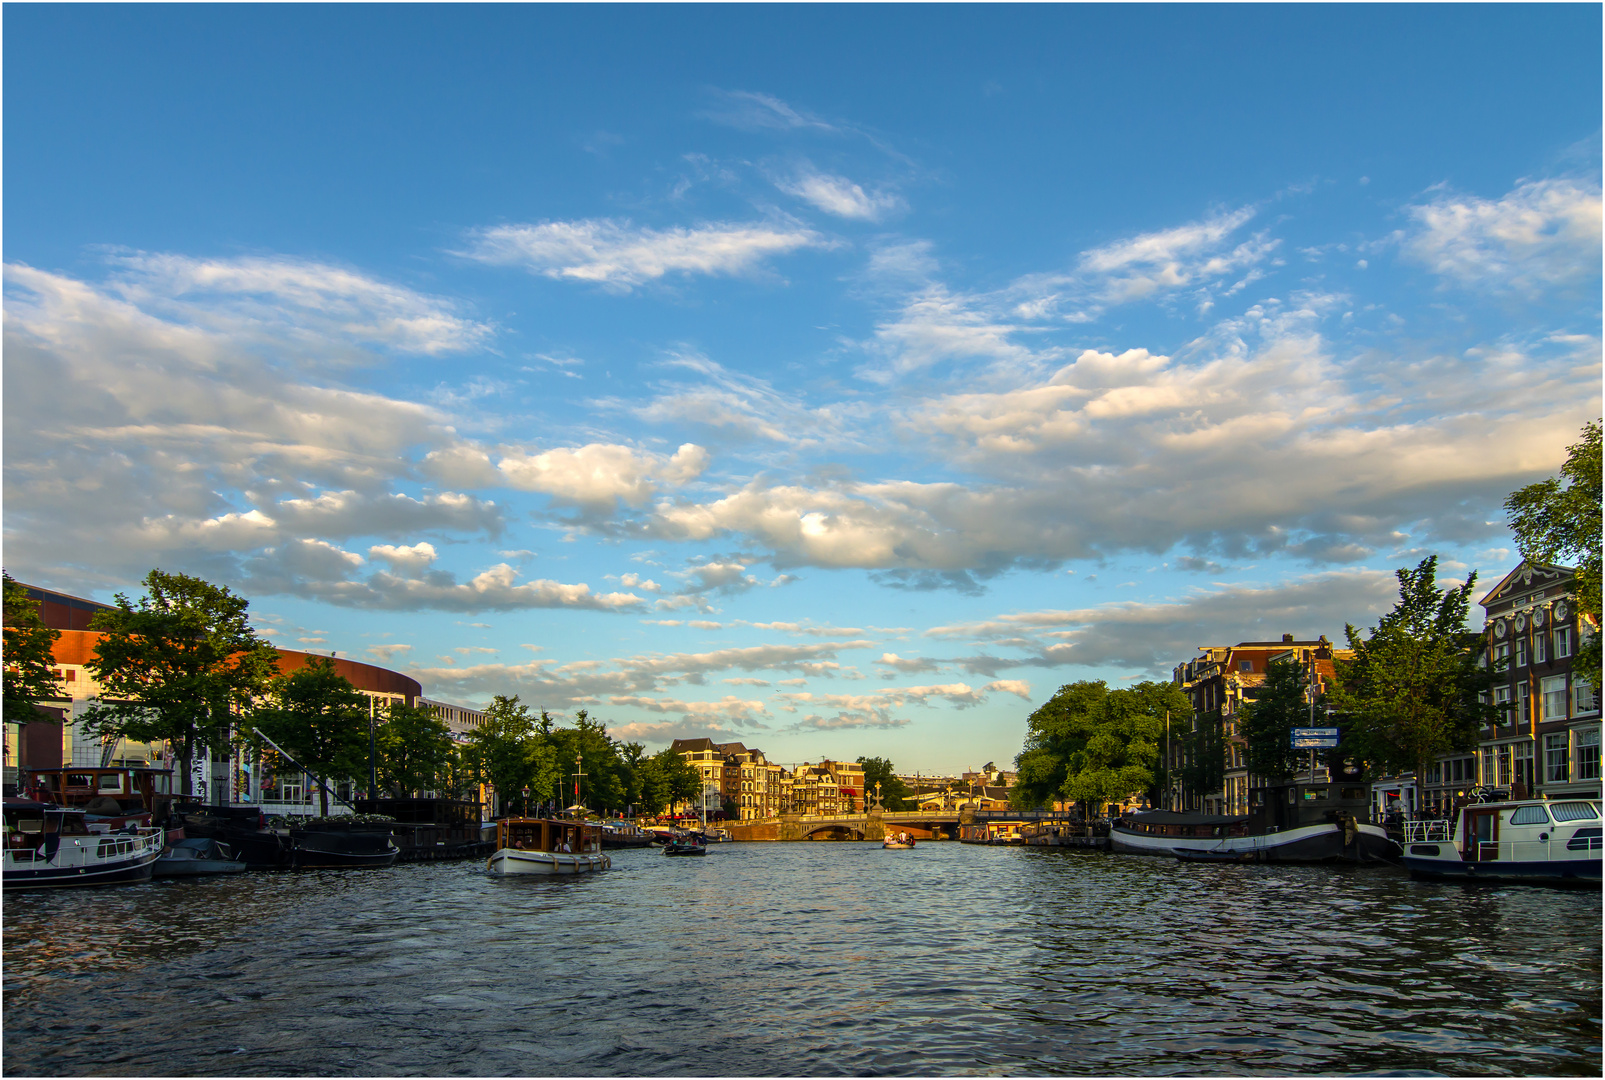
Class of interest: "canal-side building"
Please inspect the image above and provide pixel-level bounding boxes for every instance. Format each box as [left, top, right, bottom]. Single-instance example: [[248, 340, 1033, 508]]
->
[[1474, 561, 1599, 801], [1170, 635, 1343, 816]]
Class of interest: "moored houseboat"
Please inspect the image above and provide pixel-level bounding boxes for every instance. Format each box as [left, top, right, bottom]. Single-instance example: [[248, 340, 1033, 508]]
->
[[1400, 797, 1601, 885], [1112, 780, 1395, 863], [487, 817, 610, 875], [3, 800, 163, 889]]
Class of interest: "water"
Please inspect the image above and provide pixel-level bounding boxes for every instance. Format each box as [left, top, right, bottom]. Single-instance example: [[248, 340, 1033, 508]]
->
[[3, 843, 1600, 1076]]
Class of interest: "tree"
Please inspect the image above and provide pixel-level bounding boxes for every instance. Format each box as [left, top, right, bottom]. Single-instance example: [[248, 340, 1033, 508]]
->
[[1240, 657, 1317, 782], [254, 658, 370, 816], [636, 747, 700, 817], [856, 756, 913, 810], [1010, 680, 1187, 814], [3, 573, 63, 725], [82, 570, 280, 798], [548, 710, 628, 812], [1506, 419, 1601, 677], [375, 700, 456, 797], [461, 695, 554, 815], [1329, 556, 1498, 784]]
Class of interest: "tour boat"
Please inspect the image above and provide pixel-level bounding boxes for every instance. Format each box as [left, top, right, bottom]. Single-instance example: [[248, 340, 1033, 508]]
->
[[3, 800, 164, 889], [600, 820, 655, 849], [487, 817, 611, 875], [1400, 797, 1601, 885], [153, 836, 248, 877], [1111, 780, 1396, 863]]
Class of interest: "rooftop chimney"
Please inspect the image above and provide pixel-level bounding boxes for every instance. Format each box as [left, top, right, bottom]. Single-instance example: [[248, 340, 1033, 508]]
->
[[1282, 633, 1294, 643]]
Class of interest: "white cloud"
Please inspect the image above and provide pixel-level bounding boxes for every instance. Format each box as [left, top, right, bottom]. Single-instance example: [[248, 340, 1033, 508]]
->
[[460, 218, 824, 290], [1404, 177, 1602, 292], [774, 167, 903, 221], [366, 644, 414, 661], [490, 442, 710, 510]]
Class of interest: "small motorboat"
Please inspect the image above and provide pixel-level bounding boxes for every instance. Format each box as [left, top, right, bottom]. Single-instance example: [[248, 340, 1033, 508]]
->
[[663, 836, 708, 856], [883, 831, 917, 849], [154, 836, 248, 877], [1401, 797, 1601, 885]]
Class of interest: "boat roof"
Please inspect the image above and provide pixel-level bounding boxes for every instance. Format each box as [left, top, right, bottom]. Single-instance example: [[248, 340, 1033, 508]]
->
[[1123, 810, 1249, 826], [3, 799, 83, 814]]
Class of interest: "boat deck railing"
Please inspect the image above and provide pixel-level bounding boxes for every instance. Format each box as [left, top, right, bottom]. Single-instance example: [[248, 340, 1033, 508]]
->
[[1402, 819, 1452, 843]]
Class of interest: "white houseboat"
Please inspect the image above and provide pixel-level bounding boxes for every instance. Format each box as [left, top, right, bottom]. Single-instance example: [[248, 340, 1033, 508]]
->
[[486, 817, 610, 875], [3, 800, 164, 889], [1400, 797, 1600, 885]]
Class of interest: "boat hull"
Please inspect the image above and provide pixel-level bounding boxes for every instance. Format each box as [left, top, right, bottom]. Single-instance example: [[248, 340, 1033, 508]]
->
[[1111, 821, 1395, 863], [289, 831, 400, 869], [663, 844, 706, 856], [487, 848, 611, 874], [1401, 853, 1601, 885], [882, 842, 916, 849]]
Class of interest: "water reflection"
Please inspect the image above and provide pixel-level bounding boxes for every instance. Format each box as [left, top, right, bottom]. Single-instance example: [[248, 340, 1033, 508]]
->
[[4, 844, 1599, 1076]]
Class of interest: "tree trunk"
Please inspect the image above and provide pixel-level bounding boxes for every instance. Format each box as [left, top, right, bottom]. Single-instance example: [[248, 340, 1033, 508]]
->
[[319, 774, 329, 817]]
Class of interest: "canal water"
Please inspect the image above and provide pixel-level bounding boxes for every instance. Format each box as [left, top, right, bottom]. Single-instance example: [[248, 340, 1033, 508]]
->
[[3, 843, 1600, 1076]]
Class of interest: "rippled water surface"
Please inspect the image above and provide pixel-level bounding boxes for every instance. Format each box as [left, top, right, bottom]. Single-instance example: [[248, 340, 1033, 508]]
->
[[4, 843, 1600, 1076]]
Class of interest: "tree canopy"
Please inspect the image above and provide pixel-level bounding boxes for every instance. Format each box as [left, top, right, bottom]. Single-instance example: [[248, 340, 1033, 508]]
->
[[1505, 419, 1601, 678], [1329, 556, 1497, 780], [1011, 680, 1188, 812], [3, 573, 62, 722], [856, 755, 913, 810], [254, 657, 369, 816], [634, 746, 701, 816], [83, 570, 280, 795], [375, 700, 456, 798]]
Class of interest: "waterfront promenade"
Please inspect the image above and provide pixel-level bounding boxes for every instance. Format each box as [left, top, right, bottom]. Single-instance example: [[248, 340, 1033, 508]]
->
[[5, 844, 1599, 1076]]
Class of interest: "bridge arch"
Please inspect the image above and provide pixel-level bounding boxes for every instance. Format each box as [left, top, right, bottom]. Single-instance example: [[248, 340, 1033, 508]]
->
[[802, 823, 864, 841]]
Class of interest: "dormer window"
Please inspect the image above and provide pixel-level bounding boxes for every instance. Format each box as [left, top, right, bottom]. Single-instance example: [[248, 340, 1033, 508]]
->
[[1239, 660, 1253, 672]]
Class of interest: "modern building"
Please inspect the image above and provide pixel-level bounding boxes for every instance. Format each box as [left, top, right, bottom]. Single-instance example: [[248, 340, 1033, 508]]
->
[[3, 580, 483, 816]]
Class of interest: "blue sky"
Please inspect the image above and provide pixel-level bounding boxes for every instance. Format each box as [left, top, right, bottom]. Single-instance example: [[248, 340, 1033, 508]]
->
[[5, 5, 1600, 772]]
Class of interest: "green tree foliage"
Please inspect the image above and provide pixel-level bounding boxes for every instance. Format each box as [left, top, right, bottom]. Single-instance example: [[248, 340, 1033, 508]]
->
[[635, 747, 701, 816], [1330, 556, 1498, 781], [856, 755, 914, 810], [1011, 680, 1188, 813], [254, 658, 369, 816], [3, 573, 62, 723], [548, 710, 631, 812], [460, 695, 553, 815], [375, 700, 456, 797], [1240, 658, 1317, 781], [1177, 711, 1226, 805], [82, 570, 279, 797], [1506, 419, 1602, 677]]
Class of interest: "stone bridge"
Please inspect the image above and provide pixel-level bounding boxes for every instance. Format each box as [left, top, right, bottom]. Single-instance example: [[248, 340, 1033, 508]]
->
[[722, 808, 1085, 842]]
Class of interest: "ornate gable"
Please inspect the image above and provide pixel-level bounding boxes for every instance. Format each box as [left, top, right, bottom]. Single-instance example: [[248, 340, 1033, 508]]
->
[[1478, 561, 1575, 619]]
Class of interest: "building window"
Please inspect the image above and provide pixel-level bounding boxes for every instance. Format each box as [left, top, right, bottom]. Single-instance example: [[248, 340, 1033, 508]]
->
[[1513, 741, 1534, 791], [1515, 639, 1528, 667], [1495, 744, 1512, 788], [1515, 694, 1528, 728], [1578, 729, 1601, 781], [1554, 627, 1572, 659], [1493, 642, 1511, 669], [1480, 748, 1496, 787], [1239, 660, 1253, 672], [1575, 680, 1598, 716], [1545, 734, 1569, 782], [1541, 676, 1568, 722]]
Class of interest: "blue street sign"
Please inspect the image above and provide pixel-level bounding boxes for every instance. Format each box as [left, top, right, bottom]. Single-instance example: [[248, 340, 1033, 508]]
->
[[1291, 726, 1339, 749]]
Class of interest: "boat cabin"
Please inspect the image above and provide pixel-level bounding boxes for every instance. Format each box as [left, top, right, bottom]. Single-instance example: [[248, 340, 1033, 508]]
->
[[5, 800, 92, 857], [24, 766, 175, 813], [1248, 780, 1371, 834], [1120, 811, 1250, 839], [495, 817, 602, 855]]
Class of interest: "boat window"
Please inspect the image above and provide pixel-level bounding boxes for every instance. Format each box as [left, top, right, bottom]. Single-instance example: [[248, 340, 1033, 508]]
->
[[1508, 805, 1551, 825], [66, 773, 94, 788], [99, 774, 123, 792], [14, 818, 44, 834], [1340, 788, 1366, 800], [1302, 789, 1327, 801], [1550, 802, 1600, 822]]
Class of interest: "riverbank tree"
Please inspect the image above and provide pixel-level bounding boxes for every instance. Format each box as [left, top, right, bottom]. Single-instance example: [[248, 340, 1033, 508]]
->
[[1506, 419, 1601, 678], [1329, 556, 1497, 784], [1011, 680, 1188, 814], [375, 700, 456, 797], [857, 756, 914, 810], [83, 570, 279, 798], [1240, 657, 1318, 781], [3, 573, 62, 723], [254, 657, 371, 816]]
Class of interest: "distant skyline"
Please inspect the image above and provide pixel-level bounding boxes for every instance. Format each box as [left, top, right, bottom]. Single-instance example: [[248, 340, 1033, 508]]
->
[[4, 6, 1600, 771]]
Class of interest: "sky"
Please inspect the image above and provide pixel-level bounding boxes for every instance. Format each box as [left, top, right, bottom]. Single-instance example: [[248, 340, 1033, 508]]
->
[[4, 6, 1600, 773]]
